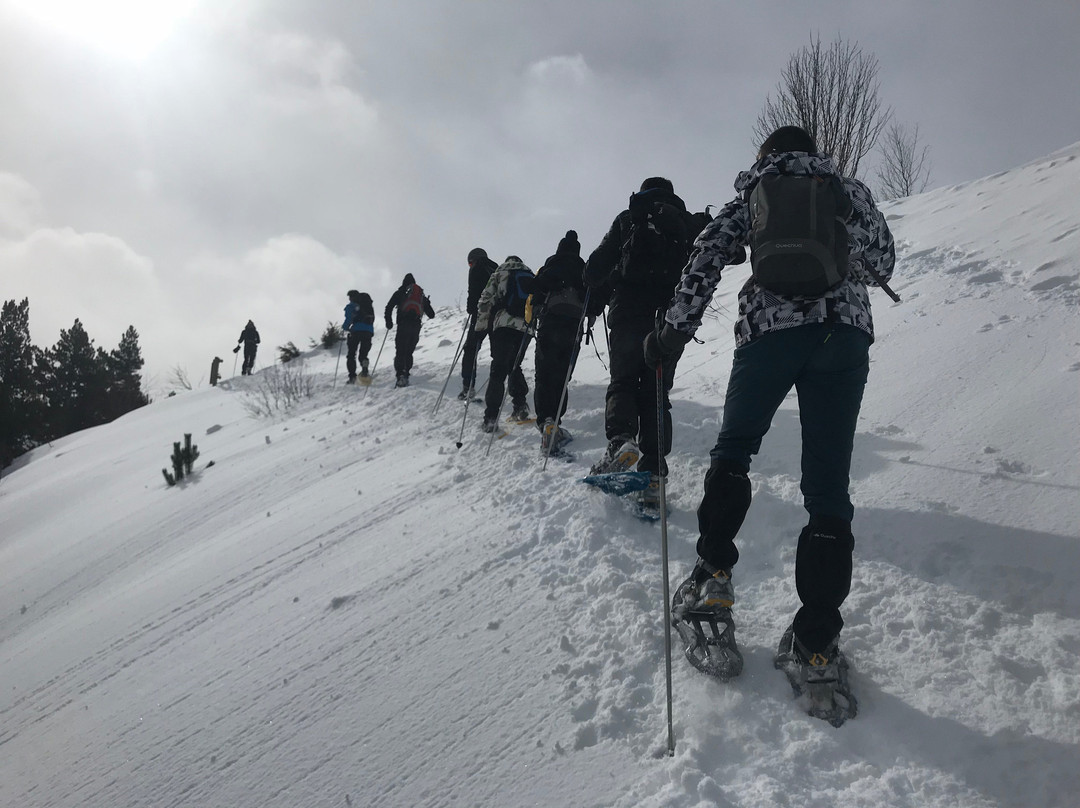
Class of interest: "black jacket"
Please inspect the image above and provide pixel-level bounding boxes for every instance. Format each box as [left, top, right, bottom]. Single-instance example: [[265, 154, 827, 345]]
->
[[584, 188, 693, 326], [385, 283, 435, 326], [467, 256, 498, 316]]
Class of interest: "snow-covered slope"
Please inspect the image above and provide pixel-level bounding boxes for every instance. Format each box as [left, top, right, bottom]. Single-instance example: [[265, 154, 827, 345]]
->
[[2, 145, 1078, 808]]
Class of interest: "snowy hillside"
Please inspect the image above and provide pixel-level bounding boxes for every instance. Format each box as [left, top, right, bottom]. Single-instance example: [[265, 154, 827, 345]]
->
[[2, 145, 1079, 808]]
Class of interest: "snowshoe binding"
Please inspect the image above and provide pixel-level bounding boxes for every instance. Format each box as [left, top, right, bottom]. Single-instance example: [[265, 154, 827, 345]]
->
[[670, 566, 743, 680], [774, 624, 857, 727]]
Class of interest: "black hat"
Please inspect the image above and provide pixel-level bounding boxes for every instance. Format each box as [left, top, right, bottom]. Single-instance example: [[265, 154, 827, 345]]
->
[[557, 230, 580, 256], [467, 247, 487, 263], [403, 273, 415, 286], [758, 126, 817, 159], [347, 289, 361, 300]]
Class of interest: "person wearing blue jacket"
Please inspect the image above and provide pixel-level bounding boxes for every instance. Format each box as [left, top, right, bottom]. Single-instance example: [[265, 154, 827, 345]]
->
[[343, 290, 375, 383]]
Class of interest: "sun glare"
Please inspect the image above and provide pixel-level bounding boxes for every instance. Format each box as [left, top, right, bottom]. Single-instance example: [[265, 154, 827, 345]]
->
[[12, 0, 199, 59]]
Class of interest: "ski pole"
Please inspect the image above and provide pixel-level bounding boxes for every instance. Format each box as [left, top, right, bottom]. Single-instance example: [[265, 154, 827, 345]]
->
[[433, 315, 471, 416], [332, 332, 345, 388], [363, 328, 390, 400], [656, 360, 675, 756], [485, 323, 534, 457], [602, 310, 611, 357], [542, 290, 591, 470]]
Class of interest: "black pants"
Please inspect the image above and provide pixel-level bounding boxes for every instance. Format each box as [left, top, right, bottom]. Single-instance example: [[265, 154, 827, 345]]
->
[[393, 317, 422, 376], [484, 327, 530, 420], [242, 344, 257, 374], [604, 317, 678, 475], [346, 331, 373, 378], [533, 316, 580, 425], [695, 323, 871, 651], [460, 315, 487, 389]]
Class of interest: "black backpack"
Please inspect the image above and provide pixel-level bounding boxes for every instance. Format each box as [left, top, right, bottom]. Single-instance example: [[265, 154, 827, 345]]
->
[[620, 193, 692, 287], [503, 267, 535, 318], [747, 173, 852, 296]]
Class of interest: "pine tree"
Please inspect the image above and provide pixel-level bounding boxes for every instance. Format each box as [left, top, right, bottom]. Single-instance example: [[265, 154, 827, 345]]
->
[[105, 325, 150, 420], [0, 298, 41, 467], [43, 319, 109, 438]]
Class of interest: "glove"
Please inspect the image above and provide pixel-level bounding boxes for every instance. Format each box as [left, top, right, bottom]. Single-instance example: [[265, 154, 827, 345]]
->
[[385, 318, 394, 330], [643, 324, 691, 370], [233, 345, 240, 354], [524, 294, 534, 324]]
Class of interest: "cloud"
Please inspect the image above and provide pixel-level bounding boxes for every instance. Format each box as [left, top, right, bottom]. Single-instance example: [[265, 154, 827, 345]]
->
[[0, 173, 45, 237], [0, 225, 161, 346]]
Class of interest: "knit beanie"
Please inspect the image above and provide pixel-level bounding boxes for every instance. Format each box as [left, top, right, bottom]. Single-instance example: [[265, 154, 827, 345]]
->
[[556, 230, 580, 257]]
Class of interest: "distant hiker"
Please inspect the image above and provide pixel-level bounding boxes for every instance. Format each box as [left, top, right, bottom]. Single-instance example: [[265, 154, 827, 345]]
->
[[235, 320, 260, 375], [343, 290, 375, 383], [646, 125, 896, 724], [584, 177, 703, 495], [474, 255, 534, 431], [384, 273, 435, 387], [210, 357, 223, 386], [529, 230, 588, 453], [460, 247, 498, 400]]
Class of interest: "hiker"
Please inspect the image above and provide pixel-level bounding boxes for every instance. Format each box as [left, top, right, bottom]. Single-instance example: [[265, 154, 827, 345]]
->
[[474, 256, 534, 432], [646, 125, 896, 720], [234, 320, 260, 375], [460, 247, 498, 400], [384, 273, 435, 387], [584, 177, 702, 493], [529, 230, 588, 453], [343, 290, 375, 383], [210, 356, 223, 386]]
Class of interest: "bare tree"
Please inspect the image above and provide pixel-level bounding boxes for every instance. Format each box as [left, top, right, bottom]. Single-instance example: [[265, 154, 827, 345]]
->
[[754, 34, 891, 178], [169, 364, 192, 391], [877, 122, 932, 200]]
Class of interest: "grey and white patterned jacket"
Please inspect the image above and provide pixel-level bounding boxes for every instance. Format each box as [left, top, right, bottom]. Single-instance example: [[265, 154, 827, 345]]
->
[[665, 152, 895, 346]]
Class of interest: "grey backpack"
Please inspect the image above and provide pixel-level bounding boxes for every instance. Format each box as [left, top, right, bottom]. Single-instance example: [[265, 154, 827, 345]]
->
[[748, 173, 852, 296]]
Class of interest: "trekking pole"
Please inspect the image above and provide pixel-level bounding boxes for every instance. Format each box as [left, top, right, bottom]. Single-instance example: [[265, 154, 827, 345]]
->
[[656, 360, 675, 756], [542, 290, 590, 470], [362, 328, 390, 400], [332, 333, 345, 388], [601, 310, 612, 356], [433, 315, 471, 416], [485, 324, 535, 457]]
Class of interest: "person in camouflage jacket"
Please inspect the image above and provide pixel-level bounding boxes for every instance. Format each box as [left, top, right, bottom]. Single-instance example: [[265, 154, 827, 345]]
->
[[474, 256, 533, 429], [646, 126, 895, 668]]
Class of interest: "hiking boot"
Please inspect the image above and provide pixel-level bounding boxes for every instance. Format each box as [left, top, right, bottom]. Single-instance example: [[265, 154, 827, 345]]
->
[[510, 403, 530, 422], [360, 363, 369, 378], [670, 563, 742, 679], [457, 386, 472, 401], [774, 624, 857, 726], [481, 415, 498, 433], [540, 419, 573, 454], [395, 374, 409, 388], [589, 435, 640, 475], [672, 564, 734, 618], [345, 375, 357, 385]]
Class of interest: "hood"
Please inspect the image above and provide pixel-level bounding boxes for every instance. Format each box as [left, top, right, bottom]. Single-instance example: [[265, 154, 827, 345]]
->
[[629, 186, 687, 213], [497, 256, 531, 274], [734, 151, 840, 195]]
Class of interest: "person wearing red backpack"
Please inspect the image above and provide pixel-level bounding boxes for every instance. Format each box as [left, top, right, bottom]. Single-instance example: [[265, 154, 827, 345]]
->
[[384, 273, 435, 387]]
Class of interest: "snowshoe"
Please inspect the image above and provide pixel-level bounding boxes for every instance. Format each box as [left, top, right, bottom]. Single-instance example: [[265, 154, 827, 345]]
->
[[670, 568, 743, 680], [774, 625, 857, 727]]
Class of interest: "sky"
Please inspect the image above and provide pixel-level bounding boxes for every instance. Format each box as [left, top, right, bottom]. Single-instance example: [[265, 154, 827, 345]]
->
[[2, 0, 1079, 392], [2, 141, 1078, 806]]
